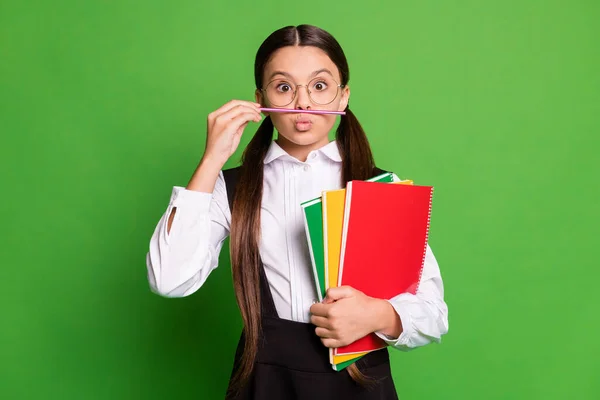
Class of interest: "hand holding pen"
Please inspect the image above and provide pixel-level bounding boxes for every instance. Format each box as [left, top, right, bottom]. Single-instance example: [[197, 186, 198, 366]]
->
[[201, 100, 345, 172]]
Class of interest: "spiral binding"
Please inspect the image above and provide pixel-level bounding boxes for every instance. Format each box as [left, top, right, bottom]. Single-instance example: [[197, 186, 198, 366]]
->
[[414, 186, 434, 294]]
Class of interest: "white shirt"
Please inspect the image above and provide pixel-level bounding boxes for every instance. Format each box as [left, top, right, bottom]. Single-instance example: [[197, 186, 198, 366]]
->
[[146, 140, 449, 351]]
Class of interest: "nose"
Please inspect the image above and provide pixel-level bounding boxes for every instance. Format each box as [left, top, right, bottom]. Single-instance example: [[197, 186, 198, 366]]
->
[[294, 85, 311, 110]]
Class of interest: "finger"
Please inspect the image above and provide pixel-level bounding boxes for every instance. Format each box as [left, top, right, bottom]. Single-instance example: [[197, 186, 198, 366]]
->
[[230, 125, 246, 152], [208, 103, 260, 131], [234, 121, 250, 137], [226, 112, 262, 135], [325, 286, 354, 302], [315, 327, 335, 339], [217, 100, 261, 116], [321, 338, 340, 348], [210, 101, 261, 122], [309, 302, 330, 317], [310, 315, 333, 329], [214, 106, 261, 128]]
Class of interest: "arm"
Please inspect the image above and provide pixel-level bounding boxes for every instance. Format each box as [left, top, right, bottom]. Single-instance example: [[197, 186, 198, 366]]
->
[[373, 244, 449, 351], [146, 167, 231, 298], [146, 99, 262, 297]]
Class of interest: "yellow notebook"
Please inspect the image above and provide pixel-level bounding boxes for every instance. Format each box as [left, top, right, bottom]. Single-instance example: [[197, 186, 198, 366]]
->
[[323, 189, 368, 366], [322, 179, 414, 368]]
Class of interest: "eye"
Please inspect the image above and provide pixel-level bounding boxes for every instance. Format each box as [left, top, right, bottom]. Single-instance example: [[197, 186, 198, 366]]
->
[[312, 80, 328, 91], [276, 83, 293, 93]]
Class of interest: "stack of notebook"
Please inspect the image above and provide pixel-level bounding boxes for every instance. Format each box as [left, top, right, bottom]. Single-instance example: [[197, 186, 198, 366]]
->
[[301, 171, 434, 371]]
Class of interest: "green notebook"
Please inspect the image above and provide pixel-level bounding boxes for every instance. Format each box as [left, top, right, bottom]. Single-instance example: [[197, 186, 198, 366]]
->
[[300, 171, 396, 371], [301, 196, 327, 301]]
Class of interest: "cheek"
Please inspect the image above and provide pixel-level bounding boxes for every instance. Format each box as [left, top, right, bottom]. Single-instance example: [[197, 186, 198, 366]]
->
[[328, 97, 345, 112], [269, 115, 297, 137], [268, 113, 288, 129]]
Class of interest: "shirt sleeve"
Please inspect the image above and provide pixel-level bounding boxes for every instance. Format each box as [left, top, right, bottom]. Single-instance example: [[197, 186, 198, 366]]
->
[[145, 171, 231, 297], [374, 244, 449, 351]]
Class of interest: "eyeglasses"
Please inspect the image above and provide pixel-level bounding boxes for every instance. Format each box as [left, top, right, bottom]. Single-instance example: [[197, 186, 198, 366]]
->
[[260, 76, 345, 107]]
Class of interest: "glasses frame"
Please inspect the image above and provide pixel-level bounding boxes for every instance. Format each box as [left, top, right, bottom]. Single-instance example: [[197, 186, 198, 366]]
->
[[260, 76, 346, 108]]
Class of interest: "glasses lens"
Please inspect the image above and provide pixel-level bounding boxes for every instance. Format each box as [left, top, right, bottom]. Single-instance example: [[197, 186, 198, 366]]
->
[[307, 76, 339, 105], [265, 80, 295, 107]]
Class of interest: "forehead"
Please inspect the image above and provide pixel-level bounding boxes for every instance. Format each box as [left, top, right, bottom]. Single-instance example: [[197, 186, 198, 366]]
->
[[264, 46, 341, 81]]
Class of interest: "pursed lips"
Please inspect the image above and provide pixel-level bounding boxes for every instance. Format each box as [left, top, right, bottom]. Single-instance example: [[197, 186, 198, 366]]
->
[[295, 114, 313, 123]]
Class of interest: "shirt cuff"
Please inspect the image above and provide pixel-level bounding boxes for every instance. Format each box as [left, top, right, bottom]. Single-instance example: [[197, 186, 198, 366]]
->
[[169, 186, 213, 212], [374, 295, 414, 348], [163, 187, 214, 244]]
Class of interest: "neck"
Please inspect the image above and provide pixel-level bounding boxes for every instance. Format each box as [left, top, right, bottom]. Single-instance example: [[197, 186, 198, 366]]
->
[[275, 136, 331, 162]]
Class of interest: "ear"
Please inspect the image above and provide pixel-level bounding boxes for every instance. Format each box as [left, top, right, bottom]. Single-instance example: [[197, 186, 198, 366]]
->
[[255, 89, 269, 116], [338, 84, 350, 111], [255, 89, 262, 104]]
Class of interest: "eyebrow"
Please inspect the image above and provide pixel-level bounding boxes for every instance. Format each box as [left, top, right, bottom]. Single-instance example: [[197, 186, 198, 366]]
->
[[267, 68, 335, 82], [310, 68, 334, 78]]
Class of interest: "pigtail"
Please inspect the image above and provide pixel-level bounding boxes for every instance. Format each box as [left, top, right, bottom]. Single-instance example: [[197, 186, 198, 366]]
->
[[227, 116, 274, 397]]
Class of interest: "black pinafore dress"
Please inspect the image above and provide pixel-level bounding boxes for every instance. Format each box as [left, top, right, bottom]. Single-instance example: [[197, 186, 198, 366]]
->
[[222, 167, 399, 400]]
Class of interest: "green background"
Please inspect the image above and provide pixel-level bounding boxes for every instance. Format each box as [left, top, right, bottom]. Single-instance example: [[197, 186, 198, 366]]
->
[[2, 0, 598, 398]]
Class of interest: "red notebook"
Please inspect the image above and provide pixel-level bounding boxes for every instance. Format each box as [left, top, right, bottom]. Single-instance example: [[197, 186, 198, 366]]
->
[[334, 180, 433, 356]]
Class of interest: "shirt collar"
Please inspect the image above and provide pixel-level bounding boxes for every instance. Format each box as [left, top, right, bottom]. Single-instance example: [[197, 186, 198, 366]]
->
[[319, 140, 343, 163], [263, 140, 342, 164]]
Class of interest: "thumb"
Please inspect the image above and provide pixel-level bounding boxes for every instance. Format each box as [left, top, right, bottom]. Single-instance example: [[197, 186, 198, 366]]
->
[[324, 286, 355, 303]]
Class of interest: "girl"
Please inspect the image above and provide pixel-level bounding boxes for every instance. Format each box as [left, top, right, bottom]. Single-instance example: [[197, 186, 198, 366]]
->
[[146, 24, 448, 400]]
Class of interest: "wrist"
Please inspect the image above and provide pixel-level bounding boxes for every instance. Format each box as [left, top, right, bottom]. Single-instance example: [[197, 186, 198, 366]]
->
[[185, 155, 223, 193], [370, 298, 402, 338], [199, 153, 226, 171]]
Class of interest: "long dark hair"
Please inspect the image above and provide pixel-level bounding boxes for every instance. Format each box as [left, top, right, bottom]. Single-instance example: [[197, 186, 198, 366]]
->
[[228, 24, 376, 395]]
